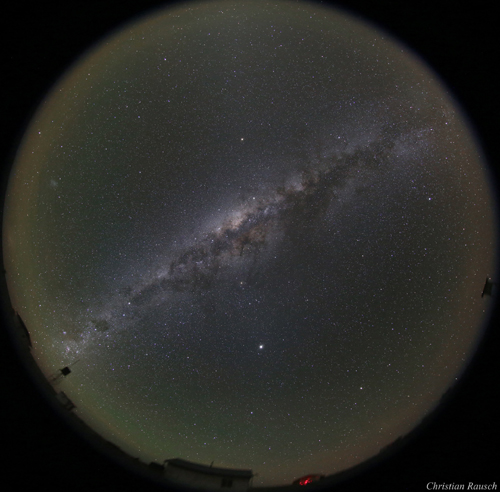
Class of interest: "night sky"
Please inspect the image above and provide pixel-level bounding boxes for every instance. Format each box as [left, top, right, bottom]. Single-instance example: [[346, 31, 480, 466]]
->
[[2, 1, 498, 489]]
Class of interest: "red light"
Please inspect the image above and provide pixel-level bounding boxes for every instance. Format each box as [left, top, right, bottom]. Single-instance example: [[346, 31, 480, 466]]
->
[[299, 476, 314, 485]]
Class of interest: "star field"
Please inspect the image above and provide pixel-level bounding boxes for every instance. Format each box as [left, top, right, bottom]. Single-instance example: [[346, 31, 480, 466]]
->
[[3, 1, 497, 487]]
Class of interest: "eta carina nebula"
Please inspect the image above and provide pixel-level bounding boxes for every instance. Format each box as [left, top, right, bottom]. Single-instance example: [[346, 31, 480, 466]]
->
[[2, 0, 497, 488]]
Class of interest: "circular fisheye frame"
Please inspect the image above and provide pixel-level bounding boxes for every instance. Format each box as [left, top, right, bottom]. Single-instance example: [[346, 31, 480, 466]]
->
[[2, 1, 498, 492]]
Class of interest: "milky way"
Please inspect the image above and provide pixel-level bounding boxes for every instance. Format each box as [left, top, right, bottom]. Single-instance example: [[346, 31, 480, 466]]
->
[[80, 129, 402, 350]]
